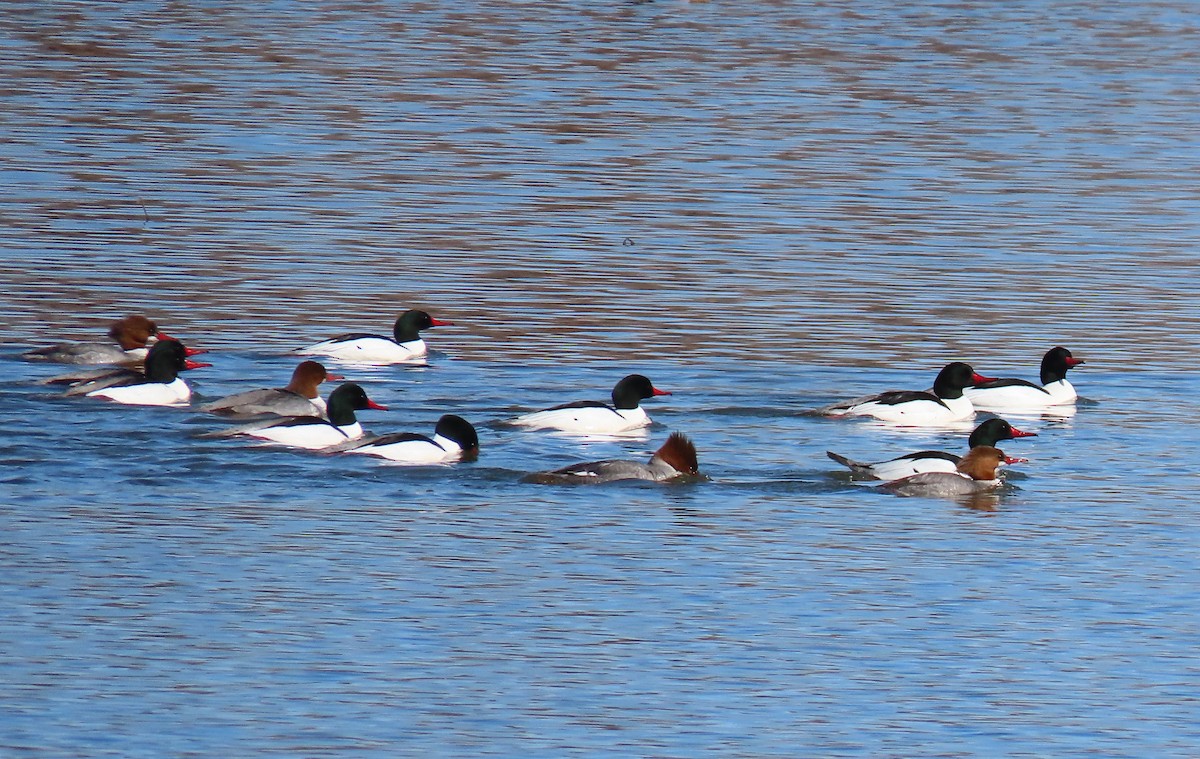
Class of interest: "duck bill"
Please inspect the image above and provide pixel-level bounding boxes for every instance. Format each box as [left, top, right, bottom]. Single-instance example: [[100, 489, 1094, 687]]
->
[[367, 401, 389, 411], [184, 360, 213, 370], [325, 372, 344, 381], [184, 347, 208, 357], [652, 387, 671, 396], [971, 372, 997, 385], [1066, 357, 1085, 367], [430, 318, 454, 327], [1004, 456, 1029, 465], [1009, 427, 1038, 438]]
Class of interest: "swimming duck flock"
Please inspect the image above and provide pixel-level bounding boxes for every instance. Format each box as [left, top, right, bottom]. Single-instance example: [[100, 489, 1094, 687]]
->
[[23, 309, 1087, 498]]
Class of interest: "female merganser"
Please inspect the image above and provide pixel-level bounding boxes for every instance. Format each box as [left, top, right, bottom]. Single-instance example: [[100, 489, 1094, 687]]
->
[[512, 374, 670, 433], [342, 414, 479, 464], [83, 340, 211, 406], [206, 382, 387, 450], [199, 361, 340, 418], [523, 432, 701, 484], [965, 347, 1085, 410], [827, 417, 1036, 480], [821, 362, 993, 426], [296, 309, 453, 364], [24, 314, 164, 364], [879, 445, 1022, 498]]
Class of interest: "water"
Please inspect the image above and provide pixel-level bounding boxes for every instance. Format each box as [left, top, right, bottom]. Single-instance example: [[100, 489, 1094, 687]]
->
[[3, 2, 1200, 756]]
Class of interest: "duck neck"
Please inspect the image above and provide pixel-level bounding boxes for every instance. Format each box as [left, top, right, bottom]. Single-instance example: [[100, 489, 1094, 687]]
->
[[611, 386, 642, 410], [393, 315, 422, 343], [326, 400, 359, 427], [143, 356, 179, 383], [933, 376, 965, 400]]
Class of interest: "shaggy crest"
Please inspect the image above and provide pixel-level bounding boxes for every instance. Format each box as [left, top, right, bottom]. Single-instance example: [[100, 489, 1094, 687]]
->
[[653, 432, 700, 476]]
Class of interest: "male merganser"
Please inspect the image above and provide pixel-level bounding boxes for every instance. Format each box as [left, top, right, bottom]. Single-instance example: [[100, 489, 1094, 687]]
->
[[512, 374, 670, 433], [199, 361, 340, 418], [523, 432, 701, 484], [82, 340, 211, 406], [965, 347, 1085, 410], [879, 445, 1022, 498], [342, 414, 479, 464], [24, 314, 163, 364], [205, 382, 387, 450], [296, 309, 453, 364], [821, 362, 993, 426], [827, 417, 1036, 480], [50, 342, 208, 396]]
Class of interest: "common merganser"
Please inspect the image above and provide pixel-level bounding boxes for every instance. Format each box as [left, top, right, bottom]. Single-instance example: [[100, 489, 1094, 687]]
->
[[296, 309, 453, 364], [205, 382, 386, 450], [821, 362, 993, 426], [523, 432, 701, 484], [827, 417, 1036, 480], [199, 361, 341, 418], [50, 343, 209, 396], [24, 314, 163, 364], [879, 445, 1021, 498], [965, 347, 1085, 410], [512, 374, 670, 433], [342, 414, 479, 464], [82, 340, 211, 406]]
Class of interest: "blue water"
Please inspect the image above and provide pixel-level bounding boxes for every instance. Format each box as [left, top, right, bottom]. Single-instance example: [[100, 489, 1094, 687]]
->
[[3, 2, 1200, 756]]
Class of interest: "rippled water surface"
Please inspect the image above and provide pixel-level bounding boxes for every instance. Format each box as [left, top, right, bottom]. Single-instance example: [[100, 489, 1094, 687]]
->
[[3, 2, 1200, 756]]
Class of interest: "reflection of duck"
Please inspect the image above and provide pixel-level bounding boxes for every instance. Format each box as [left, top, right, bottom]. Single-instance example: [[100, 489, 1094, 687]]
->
[[965, 347, 1084, 410], [1035, 404, 1078, 420], [200, 361, 340, 418], [342, 415, 479, 465], [524, 432, 700, 484], [23, 314, 197, 365], [821, 362, 993, 426], [879, 445, 1020, 498], [513, 374, 670, 434], [207, 383, 386, 450], [297, 309, 452, 364], [828, 418, 1035, 480], [81, 340, 210, 407]]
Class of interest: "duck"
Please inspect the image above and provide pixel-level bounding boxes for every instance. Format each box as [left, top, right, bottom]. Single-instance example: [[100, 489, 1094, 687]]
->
[[878, 445, 1021, 498], [199, 361, 340, 418], [512, 374, 670, 433], [24, 314, 168, 364], [820, 362, 993, 426], [827, 417, 1036, 480], [523, 432, 701, 484], [341, 414, 479, 464], [204, 382, 387, 450], [48, 338, 209, 396], [965, 347, 1085, 410], [296, 309, 453, 364], [81, 340, 211, 406]]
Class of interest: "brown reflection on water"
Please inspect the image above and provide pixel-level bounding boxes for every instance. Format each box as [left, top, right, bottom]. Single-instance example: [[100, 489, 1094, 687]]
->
[[2, 2, 1199, 368]]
